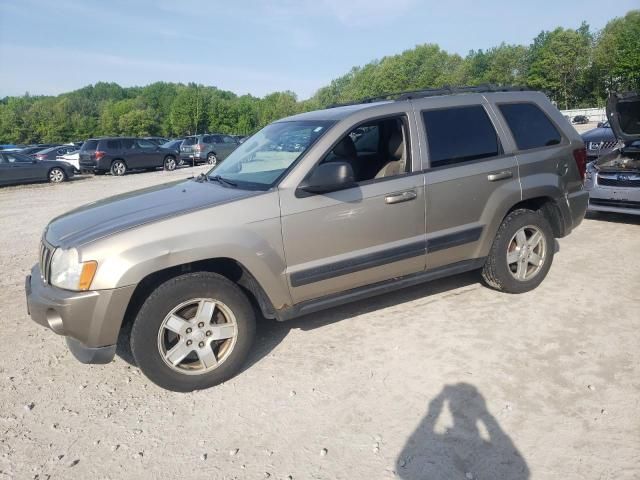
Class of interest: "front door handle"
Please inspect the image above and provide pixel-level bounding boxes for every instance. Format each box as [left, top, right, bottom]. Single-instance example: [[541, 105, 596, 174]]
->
[[487, 171, 513, 182], [385, 190, 417, 204]]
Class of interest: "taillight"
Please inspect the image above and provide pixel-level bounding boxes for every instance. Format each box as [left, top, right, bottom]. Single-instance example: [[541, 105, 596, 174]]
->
[[573, 147, 587, 180], [194, 144, 203, 152], [36, 154, 46, 160], [95, 150, 105, 161]]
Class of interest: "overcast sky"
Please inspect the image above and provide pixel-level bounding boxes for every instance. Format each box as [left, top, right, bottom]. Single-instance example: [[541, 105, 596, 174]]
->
[[0, 0, 637, 99]]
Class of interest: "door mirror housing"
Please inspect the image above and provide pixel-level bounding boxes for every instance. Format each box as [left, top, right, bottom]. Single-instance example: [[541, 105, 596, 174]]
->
[[298, 161, 355, 195]]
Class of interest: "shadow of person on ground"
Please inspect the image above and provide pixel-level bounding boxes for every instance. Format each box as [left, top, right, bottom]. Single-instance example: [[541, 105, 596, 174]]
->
[[396, 383, 529, 480]]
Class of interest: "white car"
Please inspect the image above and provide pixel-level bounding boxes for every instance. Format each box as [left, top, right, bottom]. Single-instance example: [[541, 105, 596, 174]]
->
[[56, 150, 80, 172]]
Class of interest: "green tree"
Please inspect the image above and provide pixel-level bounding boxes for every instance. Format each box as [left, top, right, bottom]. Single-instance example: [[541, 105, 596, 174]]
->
[[594, 10, 640, 92]]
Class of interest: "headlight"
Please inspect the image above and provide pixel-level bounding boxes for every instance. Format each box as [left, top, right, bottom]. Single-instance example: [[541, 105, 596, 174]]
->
[[50, 248, 97, 291]]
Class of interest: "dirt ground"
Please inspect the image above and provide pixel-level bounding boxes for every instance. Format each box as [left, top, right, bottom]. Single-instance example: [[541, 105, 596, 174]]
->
[[0, 165, 638, 480]]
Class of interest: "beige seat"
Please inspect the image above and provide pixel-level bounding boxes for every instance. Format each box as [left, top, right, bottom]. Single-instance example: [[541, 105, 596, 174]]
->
[[375, 130, 406, 178]]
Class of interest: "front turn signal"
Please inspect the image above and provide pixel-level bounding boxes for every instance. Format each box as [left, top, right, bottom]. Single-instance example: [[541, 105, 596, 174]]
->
[[78, 261, 98, 291]]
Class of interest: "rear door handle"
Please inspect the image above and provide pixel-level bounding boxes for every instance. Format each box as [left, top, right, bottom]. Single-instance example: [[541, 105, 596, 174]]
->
[[385, 190, 417, 204], [487, 171, 513, 182]]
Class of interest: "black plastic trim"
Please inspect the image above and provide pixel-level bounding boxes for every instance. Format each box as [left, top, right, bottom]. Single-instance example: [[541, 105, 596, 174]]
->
[[289, 240, 425, 287], [427, 226, 483, 253], [279, 258, 486, 321], [66, 337, 116, 364]]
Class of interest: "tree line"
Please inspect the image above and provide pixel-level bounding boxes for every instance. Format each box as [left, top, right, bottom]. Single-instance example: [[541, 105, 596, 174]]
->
[[1, 10, 638, 144]]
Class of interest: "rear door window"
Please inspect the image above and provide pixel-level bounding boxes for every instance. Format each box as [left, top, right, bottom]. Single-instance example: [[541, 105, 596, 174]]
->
[[120, 139, 134, 149], [81, 140, 98, 151], [498, 103, 562, 150], [106, 140, 120, 150], [422, 105, 502, 168]]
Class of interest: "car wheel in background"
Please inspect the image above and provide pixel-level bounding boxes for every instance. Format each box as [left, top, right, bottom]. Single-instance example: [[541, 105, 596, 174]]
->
[[164, 156, 177, 171], [130, 272, 256, 392], [482, 209, 554, 294], [207, 153, 217, 166], [110, 160, 127, 176], [48, 167, 66, 184]]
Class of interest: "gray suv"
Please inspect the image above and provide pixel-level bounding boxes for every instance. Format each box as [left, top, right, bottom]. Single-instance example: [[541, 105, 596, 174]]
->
[[25, 86, 589, 391], [180, 134, 239, 166]]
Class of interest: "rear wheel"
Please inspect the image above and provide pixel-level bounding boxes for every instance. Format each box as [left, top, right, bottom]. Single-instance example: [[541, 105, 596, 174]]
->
[[482, 209, 554, 293], [110, 160, 127, 176], [163, 155, 177, 171], [48, 167, 66, 183], [130, 272, 256, 392], [206, 153, 217, 166]]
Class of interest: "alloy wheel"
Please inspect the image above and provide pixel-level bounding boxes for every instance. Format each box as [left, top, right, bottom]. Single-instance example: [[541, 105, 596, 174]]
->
[[506, 225, 547, 281], [49, 168, 65, 183], [157, 298, 238, 375]]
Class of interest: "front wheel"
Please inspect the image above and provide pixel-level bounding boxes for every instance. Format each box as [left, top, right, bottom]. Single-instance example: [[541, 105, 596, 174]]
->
[[48, 167, 66, 183], [206, 153, 217, 166], [110, 160, 127, 176], [163, 156, 177, 171], [482, 209, 554, 294], [130, 272, 256, 392]]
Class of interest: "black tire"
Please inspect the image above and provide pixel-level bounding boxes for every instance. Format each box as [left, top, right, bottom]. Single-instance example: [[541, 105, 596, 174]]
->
[[163, 155, 177, 171], [482, 209, 554, 294], [110, 160, 127, 176], [130, 272, 256, 392], [206, 153, 217, 166], [48, 167, 66, 183]]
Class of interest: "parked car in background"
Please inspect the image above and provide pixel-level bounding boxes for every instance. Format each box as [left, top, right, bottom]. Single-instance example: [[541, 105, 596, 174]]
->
[[0, 144, 23, 152], [232, 135, 248, 144], [56, 150, 81, 172], [20, 144, 59, 156], [144, 136, 170, 145], [0, 151, 74, 186], [573, 115, 589, 124], [35, 145, 78, 162], [581, 121, 618, 160], [79, 137, 179, 176], [25, 87, 588, 391], [180, 134, 239, 166], [161, 139, 184, 154], [585, 92, 640, 216]]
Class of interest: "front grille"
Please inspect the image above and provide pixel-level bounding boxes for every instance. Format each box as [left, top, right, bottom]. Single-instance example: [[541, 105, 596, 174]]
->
[[39, 241, 54, 283], [597, 174, 640, 188], [590, 198, 640, 210], [588, 141, 617, 151]]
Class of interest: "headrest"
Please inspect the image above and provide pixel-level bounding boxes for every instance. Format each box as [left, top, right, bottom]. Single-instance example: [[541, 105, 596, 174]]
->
[[388, 130, 404, 160], [333, 136, 357, 159]]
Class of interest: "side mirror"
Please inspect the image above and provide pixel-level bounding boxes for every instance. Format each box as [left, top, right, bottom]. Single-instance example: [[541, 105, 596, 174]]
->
[[298, 161, 355, 195]]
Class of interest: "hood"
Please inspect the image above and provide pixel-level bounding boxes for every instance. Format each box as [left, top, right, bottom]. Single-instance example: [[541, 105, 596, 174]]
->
[[45, 178, 261, 248], [607, 92, 640, 143], [581, 126, 616, 142]]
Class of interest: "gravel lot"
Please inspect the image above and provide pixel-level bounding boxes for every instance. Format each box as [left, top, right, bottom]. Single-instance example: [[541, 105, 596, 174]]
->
[[0, 166, 639, 480]]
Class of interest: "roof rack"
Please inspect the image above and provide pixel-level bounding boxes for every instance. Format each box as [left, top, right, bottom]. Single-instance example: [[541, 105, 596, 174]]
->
[[328, 84, 534, 108]]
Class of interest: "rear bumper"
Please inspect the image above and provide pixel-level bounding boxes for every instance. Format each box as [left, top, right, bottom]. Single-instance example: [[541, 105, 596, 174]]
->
[[180, 155, 204, 162], [25, 265, 135, 364], [561, 190, 589, 234]]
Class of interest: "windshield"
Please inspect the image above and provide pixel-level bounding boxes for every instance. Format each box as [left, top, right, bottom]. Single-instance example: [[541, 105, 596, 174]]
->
[[207, 120, 333, 189]]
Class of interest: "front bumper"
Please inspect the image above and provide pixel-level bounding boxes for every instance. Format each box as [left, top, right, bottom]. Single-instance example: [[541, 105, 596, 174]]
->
[[25, 264, 135, 364], [586, 183, 640, 215]]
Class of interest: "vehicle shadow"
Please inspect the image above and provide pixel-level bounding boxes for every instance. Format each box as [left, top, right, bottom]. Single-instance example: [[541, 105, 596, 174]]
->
[[396, 383, 529, 480], [116, 270, 482, 370], [585, 210, 640, 225], [241, 270, 482, 373]]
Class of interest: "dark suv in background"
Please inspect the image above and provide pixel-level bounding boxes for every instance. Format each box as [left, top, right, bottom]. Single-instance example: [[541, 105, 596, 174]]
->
[[180, 134, 239, 166], [79, 137, 179, 175]]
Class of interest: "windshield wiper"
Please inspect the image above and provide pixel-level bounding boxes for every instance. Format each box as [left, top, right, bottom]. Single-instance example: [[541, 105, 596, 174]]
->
[[194, 172, 209, 183], [209, 174, 237, 187]]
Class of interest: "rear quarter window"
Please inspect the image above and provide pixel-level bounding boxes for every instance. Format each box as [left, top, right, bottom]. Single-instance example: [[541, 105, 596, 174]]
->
[[105, 140, 120, 150], [498, 103, 562, 150], [81, 140, 98, 151], [422, 105, 501, 168]]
